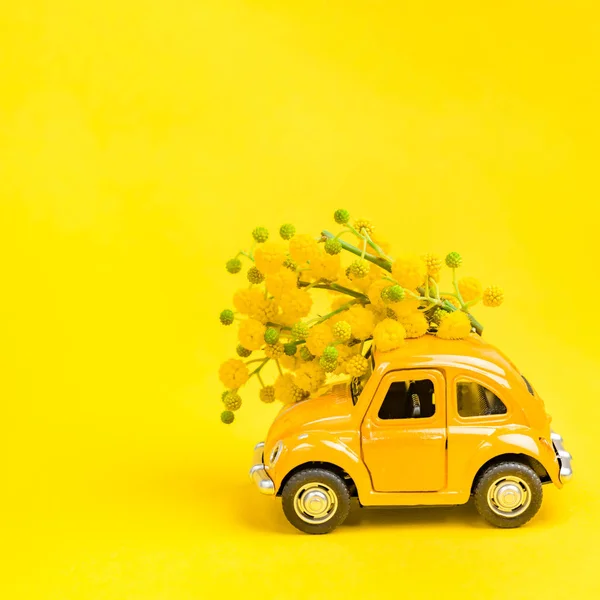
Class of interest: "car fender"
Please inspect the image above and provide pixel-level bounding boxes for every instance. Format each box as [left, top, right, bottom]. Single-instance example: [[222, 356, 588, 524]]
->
[[270, 431, 372, 495], [465, 432, 560, 490]]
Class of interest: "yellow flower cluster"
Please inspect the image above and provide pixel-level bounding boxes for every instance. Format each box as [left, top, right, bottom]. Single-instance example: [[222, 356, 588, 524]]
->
[[233, 288, 264, 315], [274, 373, 299, 404], [254, 242, 287, 275], [217, 213, 505, 424], [305, 247, 341, 282], [483, 285, 504, 307], [397, 311, 428, 339], [306, 323, 334, 356], [279, 289, 313, 325], [344, 305, 376, 340], [289, 234, 319, 264], [266, 268, 297, 299], [295, 361, 327, 393], [373, 318, 406, 352], [392, 255, 426, 290], [238, 319, 265, 350], [367, 279, 390, 311], [345, 354, 369, 377], [423, 253, 443, 276], [437, 311, 472, 339], [218, 359, 250, 389], [458, 277, 483, 304]]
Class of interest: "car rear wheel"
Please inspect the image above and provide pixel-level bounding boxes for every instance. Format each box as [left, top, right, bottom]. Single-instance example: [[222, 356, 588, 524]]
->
[[281, 468, 351, 534], [474, 461, 543, 528]]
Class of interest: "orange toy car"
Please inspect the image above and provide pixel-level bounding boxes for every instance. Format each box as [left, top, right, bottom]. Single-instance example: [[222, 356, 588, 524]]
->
[[249, 335, 572, 534]]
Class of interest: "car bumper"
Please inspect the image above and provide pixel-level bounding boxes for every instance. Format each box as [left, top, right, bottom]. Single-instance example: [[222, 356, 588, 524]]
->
[[551, 430, 573, 483], [249, 442, 275, 495]]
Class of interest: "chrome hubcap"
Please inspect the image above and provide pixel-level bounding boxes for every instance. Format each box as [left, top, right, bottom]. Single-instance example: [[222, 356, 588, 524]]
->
[[294, 483, 338, 524], [487, 476, 531, 517]]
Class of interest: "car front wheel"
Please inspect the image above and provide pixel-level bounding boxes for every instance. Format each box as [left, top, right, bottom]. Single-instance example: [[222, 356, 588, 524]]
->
[[474, 461, 543, 528], [281, 468, 351, 534]]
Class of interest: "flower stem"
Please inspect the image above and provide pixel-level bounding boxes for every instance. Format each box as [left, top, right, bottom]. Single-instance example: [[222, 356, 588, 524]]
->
[[334, 228, 355, 241], [362, 229, 393, 261], [415, 283, 483, 335], [249, 358, 269, 377], [245, 358, 266, 365], [276, 360, 283, 376], [452, 268, 466, 307], [321, 230, 392, 272], [237, 250, 255, 262], [298, 280, 367, 300], [299, 279, 321, 291], [430, 277, 441, 301], [463, 298, 482, 309], [347, 225, 392, 261], [312, 300, 358, 325]]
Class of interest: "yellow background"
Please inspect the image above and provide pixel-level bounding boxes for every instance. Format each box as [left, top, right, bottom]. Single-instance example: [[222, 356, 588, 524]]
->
[[1, 1, 599, 598]]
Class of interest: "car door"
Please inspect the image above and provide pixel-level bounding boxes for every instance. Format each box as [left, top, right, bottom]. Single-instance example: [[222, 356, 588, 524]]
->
[[360, 369, 447, 492]]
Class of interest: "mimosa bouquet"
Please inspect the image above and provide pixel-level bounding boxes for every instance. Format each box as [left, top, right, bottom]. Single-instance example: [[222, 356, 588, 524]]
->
[[217, 209, 504, 424]]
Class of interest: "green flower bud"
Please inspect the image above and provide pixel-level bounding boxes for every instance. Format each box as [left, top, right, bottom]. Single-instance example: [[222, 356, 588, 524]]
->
[[226, 257, 242, 274], [247, 266, 265, 284], [322, 344, 339, 361], [252, 227, 269, 243], [299, 346, 314, 361], [221, 390, 230, 401], [291, 322, 310, 340], [334, 209, 350, 225], [320, 355, 338, 373], [236, 344, 252, 358], [324, 238, 342, 255], [279, 223, 296, 240], [283, 342, 297, 356], [221, 410, 235, 424], [348, 259, 370, 279], [432, 308, 449, 324], [445, 252, 463, 269], [387, 285, 405, 302], [264, 327, 280, 345], [219, 309, 235, 325], [332, 320, 352, 342], [223, 391, 242, 411]]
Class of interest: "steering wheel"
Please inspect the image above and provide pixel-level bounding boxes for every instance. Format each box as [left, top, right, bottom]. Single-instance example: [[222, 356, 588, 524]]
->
[[411, 393, 421, 418]]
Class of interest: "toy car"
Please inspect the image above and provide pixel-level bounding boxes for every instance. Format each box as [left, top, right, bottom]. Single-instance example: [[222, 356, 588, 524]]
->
[[249, 335, 572, 533]]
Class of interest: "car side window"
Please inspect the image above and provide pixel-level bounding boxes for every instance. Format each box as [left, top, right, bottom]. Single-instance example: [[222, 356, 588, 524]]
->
[[378, 379, 436, 420], [456, 381, 507, 417]]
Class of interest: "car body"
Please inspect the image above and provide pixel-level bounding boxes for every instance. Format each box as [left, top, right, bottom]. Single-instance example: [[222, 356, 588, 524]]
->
[[250, 334, 572, 533]]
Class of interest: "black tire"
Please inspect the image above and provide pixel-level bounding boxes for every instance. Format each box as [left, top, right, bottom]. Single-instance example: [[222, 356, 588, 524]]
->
[[281, 468, 351, 534], [474, 462, 543, 528]]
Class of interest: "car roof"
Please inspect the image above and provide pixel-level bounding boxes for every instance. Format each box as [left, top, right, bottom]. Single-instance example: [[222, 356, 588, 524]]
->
[[373, 334, 519, 376]]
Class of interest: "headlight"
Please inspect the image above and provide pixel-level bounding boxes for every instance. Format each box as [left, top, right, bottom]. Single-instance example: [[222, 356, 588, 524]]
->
[[269, 441, 283, 466]]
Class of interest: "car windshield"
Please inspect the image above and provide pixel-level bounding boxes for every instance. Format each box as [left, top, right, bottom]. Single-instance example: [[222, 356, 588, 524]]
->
[[350, 344, 374, 405]]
